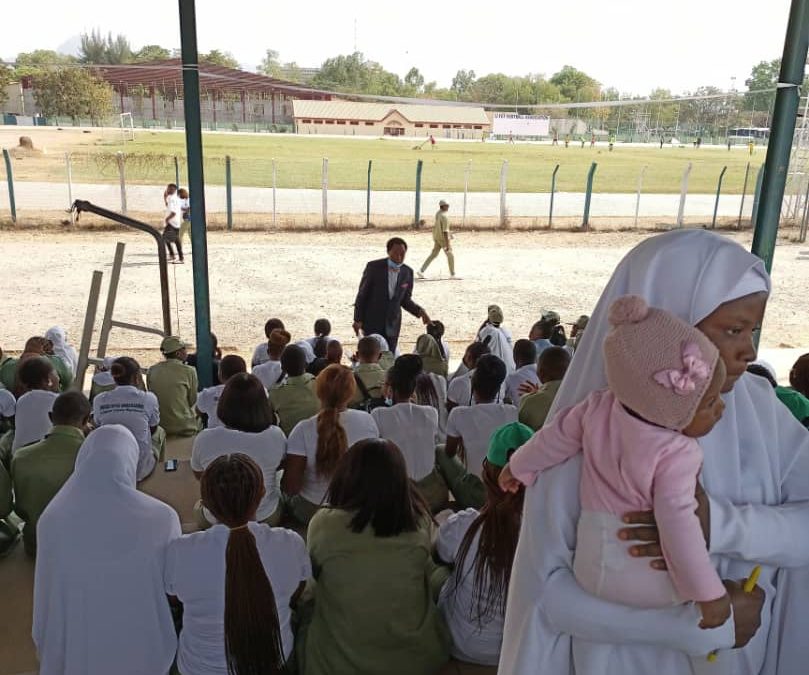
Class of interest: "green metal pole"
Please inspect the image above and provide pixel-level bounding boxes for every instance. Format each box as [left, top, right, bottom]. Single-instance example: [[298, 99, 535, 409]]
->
[[366, 160, 372, 228], [751, 0, 809, 272], [711, 166, 728, 229], [549, 164, 560, 227], [414, 159, 423, 226], [2, 149, 16, 224], [178, 0, 214, 388], [225, 155, 233, 231], [174, 154, 180, 187], [751, 164, 766, 229], [582, 162, 597, 230]]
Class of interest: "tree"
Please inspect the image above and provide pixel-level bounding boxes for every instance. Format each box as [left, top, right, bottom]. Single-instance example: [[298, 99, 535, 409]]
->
[[744, 59, 780, 112], [79, 30, 133, 64], [311, 52, 403, 95], [550, 65, 600, 102], [0, 65, 13, 105], [133, 45, 171, 63], [33, 67, 114, 122], [200, 50, 240, 69], [258, 49, 282, 77], [13, 50, 76, 78], [279, 62, 302, 82], [450, 69, 476, 99], [403, 67, 425, 96]]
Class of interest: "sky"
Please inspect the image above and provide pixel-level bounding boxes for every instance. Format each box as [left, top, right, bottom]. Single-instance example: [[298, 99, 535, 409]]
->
[[2, 0, 795, 96]]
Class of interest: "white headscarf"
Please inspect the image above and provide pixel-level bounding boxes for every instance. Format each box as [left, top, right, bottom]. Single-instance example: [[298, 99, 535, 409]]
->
[[294, 340, 317, 366], [477, 324, 516, 373], [33, 426, 180, 675], [45, 326, 78, 377], [501, 230, 809, 675], [368, 333, 390, 353]]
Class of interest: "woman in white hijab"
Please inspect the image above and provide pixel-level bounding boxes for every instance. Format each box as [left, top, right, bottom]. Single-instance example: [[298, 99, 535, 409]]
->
[[500, 229, 809, 675], [45, 326, 78, 377], [33, 425, 181, 675]]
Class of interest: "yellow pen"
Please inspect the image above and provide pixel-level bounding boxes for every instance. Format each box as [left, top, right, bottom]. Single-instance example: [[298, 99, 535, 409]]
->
[[707, 565, 762, 663]]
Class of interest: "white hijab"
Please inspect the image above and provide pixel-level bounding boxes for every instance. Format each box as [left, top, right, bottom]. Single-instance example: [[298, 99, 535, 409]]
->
[[33, 426, 181, 675], [45, 326, 78, 376], [477, 324, 516, 372], [295, 339, 317, 365], [500, 230, 809, 675]]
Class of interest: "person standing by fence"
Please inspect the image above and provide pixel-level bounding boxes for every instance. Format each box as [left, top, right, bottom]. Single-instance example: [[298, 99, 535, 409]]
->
[[163, 184, 184, 264], [418, 200, 456, 280]]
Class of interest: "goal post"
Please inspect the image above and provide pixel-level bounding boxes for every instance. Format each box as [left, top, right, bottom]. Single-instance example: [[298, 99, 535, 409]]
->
[[119, 112, 135, 142]]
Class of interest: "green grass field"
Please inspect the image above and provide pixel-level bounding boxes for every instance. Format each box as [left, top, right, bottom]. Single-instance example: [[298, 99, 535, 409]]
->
[[8, 129, 764, 194]]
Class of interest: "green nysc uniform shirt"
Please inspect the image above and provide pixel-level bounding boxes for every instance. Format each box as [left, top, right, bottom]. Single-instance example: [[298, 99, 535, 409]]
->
[[11, 425, 84, 556], [147, 359, 199, 436], [268, 374, 320, 436]]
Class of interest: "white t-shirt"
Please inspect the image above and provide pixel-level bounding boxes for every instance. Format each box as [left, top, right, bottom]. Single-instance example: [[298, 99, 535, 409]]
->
[[253, 360, 283, 390], [191, 425, 286, 522], [166, 193, 182, 229], [93, 386, 160, 481], [0, 389, 16, 418], [12, 390, 58, 452], [286, 410, 379, 505], [447, 370, 506, 407], [196, 384, 225, 428], [252, 342, 270, 367], [437, 508, 504, 666], [164, 523, 310, 673], [504, 364, 540, 405], [372, 403, 438, 481], [446, 403, 518, 477]]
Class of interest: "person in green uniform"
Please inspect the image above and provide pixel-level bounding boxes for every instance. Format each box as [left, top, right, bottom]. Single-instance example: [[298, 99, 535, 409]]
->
[[298, 438, 449, 675], [518, 346, 571, 431], [146, 336, 199, 437], [418, 200, 456, 279], [11, 391, 90, 557], [350, 337, 387, 409], [747, 362, 809, 428], [269, 345, 319, 435], [414, 333, 449, 378], [0, 337, 72, 393]]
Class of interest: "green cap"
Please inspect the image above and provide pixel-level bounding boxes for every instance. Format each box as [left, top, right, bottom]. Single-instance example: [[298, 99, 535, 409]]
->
[[540, 309, 561, 325], [160, 335, 186, 354], [486, 422, 534, 468], [568, 315, 589, 329], [488, 304, 504, 324]]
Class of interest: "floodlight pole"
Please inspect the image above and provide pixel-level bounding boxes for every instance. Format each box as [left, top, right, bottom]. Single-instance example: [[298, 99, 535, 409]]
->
[[751, 0, 809, 272], [179, 0, 214, 388]]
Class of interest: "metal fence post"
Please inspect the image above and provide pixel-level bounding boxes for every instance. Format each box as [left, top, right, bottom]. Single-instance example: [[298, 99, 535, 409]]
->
[[799, 178, 809, 243], [582, 162, 598, 230], [366, 160, 372, 228], [2, 148, 17, 224], [462, 160, 471, 227], [225, 154, 233, 230], [321, 157, 329, 228], [738, 161, 751, 228], [174, 154, 181, 188], [116, 151, 127, 214], [499, 160, 509, 227], [271, 158, 277, 229], [549, 164, 560, 227], [65, 152, 75, 225], [676, 162, 693, 227], [751, 164, 766, 228], [711, 166, 728, 229], [414, 159, 423, 226], [634, 165, 648, 228]]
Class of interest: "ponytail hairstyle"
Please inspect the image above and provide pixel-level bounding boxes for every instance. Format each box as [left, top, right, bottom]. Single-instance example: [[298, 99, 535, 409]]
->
[[453, 459, 524, 628], [111, 357, 141, 387], [314, 365, 356, 477], [200, 454, 285, 675]]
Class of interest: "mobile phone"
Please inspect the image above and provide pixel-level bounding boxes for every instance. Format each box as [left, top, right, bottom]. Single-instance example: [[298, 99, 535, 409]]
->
[[164, 459, 178, 472]]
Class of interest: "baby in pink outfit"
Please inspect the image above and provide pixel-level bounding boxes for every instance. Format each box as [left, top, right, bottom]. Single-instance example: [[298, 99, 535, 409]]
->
[[500, 295, 730, 629]]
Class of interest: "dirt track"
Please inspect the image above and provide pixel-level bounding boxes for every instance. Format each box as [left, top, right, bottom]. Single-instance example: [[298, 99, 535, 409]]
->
[[2, 229, 807, 370]]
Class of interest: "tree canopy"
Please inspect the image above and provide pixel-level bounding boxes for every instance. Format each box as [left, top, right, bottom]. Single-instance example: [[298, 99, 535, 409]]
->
[[79, 30, 134, 64], [33, 67, 114, 122], [200, 50, 240, 69]]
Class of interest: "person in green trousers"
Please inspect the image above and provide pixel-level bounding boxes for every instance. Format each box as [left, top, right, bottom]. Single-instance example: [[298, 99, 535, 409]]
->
[[418, 200, 456, 279]]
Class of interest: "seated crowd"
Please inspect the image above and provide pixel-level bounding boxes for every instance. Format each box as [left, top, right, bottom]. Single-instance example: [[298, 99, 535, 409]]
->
[[1, 311, 808, 675]]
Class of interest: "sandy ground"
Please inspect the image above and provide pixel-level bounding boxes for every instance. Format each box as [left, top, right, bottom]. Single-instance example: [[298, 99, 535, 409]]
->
[[2, 228, 807, 371]]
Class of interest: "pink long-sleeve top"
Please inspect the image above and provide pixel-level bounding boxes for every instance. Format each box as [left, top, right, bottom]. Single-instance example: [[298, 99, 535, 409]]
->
[[509, 388, 725, 603]]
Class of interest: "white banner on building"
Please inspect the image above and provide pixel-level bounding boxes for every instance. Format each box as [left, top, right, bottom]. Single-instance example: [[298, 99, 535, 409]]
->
[[492, 113, 550, 137]]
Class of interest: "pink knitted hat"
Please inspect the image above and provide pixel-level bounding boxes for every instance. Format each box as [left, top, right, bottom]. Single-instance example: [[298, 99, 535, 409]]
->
[[603, 295, 720, 431]]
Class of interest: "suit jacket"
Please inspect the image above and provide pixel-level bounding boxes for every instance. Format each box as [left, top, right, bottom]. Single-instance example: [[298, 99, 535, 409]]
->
[[353, 258, 423, 341]]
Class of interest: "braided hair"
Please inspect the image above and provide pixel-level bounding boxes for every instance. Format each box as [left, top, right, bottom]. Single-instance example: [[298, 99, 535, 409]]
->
[[200, 454, 285, 675], [314, 365, 356, 477]]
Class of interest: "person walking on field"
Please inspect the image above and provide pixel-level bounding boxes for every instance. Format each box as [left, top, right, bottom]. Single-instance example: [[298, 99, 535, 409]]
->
[[419, 200, 456, 280]]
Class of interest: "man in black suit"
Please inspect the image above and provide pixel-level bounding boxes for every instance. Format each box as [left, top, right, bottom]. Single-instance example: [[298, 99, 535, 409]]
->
[[352, 237, 431, 353]]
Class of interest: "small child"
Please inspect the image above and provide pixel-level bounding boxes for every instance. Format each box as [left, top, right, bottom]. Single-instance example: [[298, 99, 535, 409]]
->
[[500, 296, 730, 629]]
